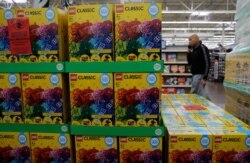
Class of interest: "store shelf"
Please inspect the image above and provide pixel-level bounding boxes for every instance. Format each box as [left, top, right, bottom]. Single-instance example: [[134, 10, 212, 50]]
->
[[0, 124, 69, 133], [65, 61, 163, 73], [162, 85, 192, 88], [162, 73, 192, 76], [164, 61, 188, 64], [0, 62, 64, 73], [70, 125, 165, 136], [162, 50, 188, 53]]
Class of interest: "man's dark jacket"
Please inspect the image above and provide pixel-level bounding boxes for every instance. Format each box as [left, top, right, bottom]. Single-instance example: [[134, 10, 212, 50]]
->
[[187, 42, 211, 80]]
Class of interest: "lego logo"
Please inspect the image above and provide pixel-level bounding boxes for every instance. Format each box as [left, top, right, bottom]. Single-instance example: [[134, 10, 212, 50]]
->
[[116, 5, 124, 13], [22, 74, 29, 80], [115, 73, 123, 80], [70, 74, 77, 81], [69, 7, 76, 15], [120, 137, 127, 143], [170, 136, 177, 143], [76, 136, 83, 141], [16, 10, 24, 17], [215, 136, 222, 143], [31, 134, 37, 140]]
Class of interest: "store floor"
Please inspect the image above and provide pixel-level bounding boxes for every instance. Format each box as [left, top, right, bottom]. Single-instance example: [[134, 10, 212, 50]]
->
[[206, 81, 226, 108]]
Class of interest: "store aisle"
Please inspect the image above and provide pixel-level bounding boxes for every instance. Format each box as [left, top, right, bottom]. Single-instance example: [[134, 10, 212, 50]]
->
[[206, 81, 226, 108]]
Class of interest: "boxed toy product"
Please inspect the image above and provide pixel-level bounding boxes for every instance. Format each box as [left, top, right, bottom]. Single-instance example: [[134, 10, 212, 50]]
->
[[0, 132, 30, 162], [68, 4, 113, 62], [70, 73, 114, 126], [0, 9, 16, 62], [115, 3, 162, 61], [161, 114, 185, 127], [114, 73, 161, 126], [75, 136, 118, 162], [179, 113, 206, 127], [22, 73, 67, 124], [30, 133, 71, 162], [119, 136, 162, 163], [15, 7, 67, 62], [208, 127, 250, 163], [167, 127, 213, 163], [0, 73, 22, 123]]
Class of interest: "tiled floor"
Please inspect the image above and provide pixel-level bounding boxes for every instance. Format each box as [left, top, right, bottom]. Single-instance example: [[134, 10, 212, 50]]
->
[[205, 81, 226, 108]]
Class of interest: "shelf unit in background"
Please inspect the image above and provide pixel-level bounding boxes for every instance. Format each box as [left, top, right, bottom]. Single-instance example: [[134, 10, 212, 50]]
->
[[161, 46, 192, 94], [208, 53, 226, 82]]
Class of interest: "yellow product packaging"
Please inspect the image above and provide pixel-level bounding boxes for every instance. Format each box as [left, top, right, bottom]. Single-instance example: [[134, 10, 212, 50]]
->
[[21, 73, 68, 124], [167, 127, 213, 163], [75, 136, 118, 162], [198, 114, 226, 127], [208, 127, 250, 163], [0, 132, 31, 162], [115, 3, 162, 61], [0, 9, 17, 63], [161, 114, 185, 127], [179, 113, 206, 127], [114, 73, 161, 126], [15, 7, 67, 62], [30, 133, 71, 162], [161, 107, 178, 115], [225, 88, 250, 125], [69, 73, 114, 126], [174, 105, 210, 116], [0, 73, 23, 123], [68, 4, 113, 62], [119, 136, 162, 163], [217, 115, 249, 128]]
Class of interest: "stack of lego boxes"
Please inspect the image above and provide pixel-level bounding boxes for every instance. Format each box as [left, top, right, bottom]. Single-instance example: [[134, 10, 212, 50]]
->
[[162, 94, 250, 163]]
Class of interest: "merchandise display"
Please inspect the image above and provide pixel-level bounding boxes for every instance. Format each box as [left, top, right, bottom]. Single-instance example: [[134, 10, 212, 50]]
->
[[1, 0, 250, 162], [0, 73, 22, 123], [70, 73, 114, 126], [119, 136, 163, 162], [0, 7, 67, 63], [30, 132, 71, 162], [21, 73, 67, 124], [75, 136, 118, 162], [114, 73, 161, 126], [68, 4, 113, 62], [0, 132, 30, 162], [115, 3, 162, 61]]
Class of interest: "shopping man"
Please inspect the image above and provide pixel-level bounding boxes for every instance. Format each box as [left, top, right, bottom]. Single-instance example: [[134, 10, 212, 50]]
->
[[187, 34, 210, 98]]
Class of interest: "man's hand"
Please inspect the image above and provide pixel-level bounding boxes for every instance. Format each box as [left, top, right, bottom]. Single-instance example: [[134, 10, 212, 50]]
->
[[200, 79, 206, 87]]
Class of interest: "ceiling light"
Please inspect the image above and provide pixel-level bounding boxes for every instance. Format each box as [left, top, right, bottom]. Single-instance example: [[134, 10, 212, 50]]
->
[[162, 21, 236, 24], [191, 12, 210, 16], [5, 0, 27, 3], [214, 35, 235, 38], [162, 10, 236, 14]]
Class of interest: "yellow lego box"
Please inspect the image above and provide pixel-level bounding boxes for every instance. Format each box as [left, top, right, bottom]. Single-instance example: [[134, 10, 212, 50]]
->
[[115, 3, 162, 61], [167, 127, 213, 163], [119, 136, 162, 163], [14, 7, 67, 62], [0, 9, 17, 63], [0, 132, 30, 162], [30, 133, 71, 162], [68, 4, 113, 62], [21, 73, 68, 124], [69, 73, 114, 126], [162, 114, 185, 127], [75, 136, 118, 162], [114, 73, 161, 126], [198, 114, 227, 127], [0, 73, 23, 123], [179, 113, 206, 127], [208, 127, 250, 163]]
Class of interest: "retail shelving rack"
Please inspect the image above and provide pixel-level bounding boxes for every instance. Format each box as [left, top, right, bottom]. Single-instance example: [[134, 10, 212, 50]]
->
[[161, 46, 192, 94], [0, 61, 165, 137]]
